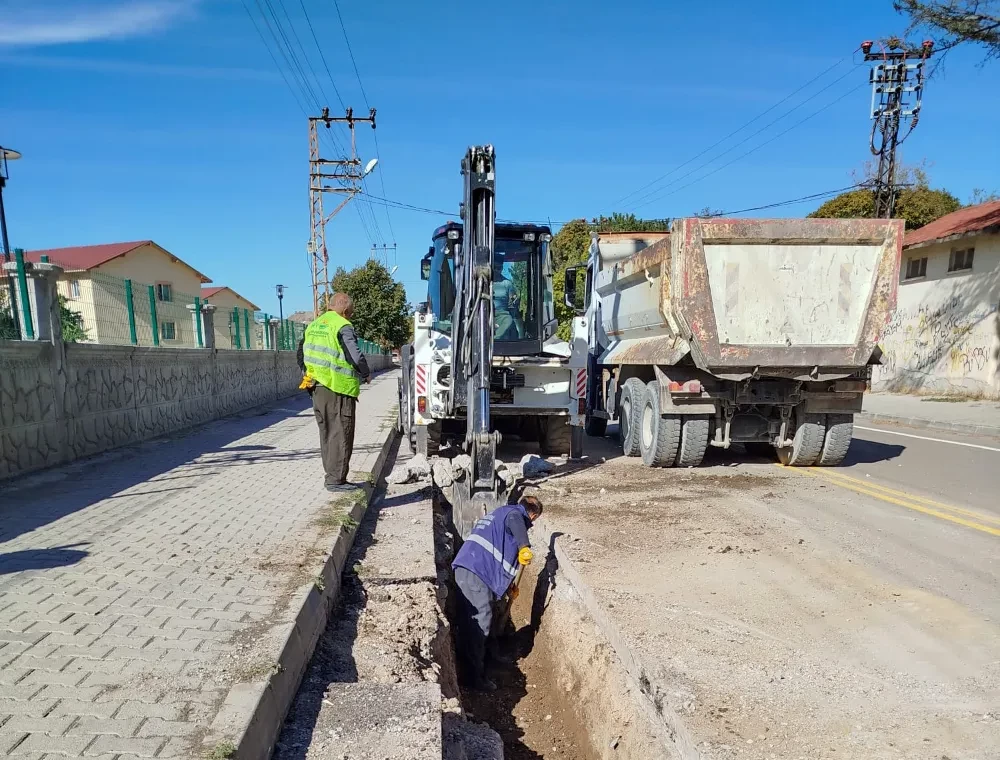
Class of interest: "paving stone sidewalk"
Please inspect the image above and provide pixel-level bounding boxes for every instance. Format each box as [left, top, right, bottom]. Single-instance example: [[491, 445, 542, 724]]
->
[[0, 371, 400, 758]]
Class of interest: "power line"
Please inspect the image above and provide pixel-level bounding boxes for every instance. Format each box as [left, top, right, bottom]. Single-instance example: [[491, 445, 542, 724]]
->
[[632, 81, 868, 212], [239, 0, 310, 117], [333, 0, 396, 243], [627, 64, 863, 212], [607, 55, 853, 210], [296, 0, 346, 111]]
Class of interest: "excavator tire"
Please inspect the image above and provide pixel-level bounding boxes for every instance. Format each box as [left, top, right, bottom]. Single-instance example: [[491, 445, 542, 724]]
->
[[816, 414, 854, 466], [639, 381, 681, 467], [541, 416, 572, 456], [619, 378, 645, 457], [777, 413, 826, 466]]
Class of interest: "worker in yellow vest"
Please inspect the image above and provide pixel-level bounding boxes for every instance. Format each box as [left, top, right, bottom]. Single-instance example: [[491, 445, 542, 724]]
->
[[301, 293, 371, 492]]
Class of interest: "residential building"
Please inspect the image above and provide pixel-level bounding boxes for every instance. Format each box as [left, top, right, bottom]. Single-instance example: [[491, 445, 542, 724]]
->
[[26, 241, 211, 348], [201, 286, 262, 349], [873, 200, 1000, 399]]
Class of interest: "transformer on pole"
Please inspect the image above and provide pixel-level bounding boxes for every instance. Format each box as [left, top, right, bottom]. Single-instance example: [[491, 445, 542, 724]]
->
[[861, 38, 933, 219], [308, 107, 377, 314]]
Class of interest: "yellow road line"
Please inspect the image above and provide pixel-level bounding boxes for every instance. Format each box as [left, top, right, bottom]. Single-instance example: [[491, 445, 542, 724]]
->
[[813, 469, 1000, 526], [782, 466, 1000, 538]]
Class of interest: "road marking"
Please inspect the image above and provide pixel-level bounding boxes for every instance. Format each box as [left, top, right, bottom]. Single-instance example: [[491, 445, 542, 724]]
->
[[787, 466, 1000, 538], [855, 425, 1000, 453], [814, 469, 1000, 525]]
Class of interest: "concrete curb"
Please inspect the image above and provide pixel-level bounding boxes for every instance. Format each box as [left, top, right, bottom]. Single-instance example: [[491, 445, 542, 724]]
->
[[205, 417, 398, 760], [858, 412, 1000, 441], [536, 517, 699, 760]]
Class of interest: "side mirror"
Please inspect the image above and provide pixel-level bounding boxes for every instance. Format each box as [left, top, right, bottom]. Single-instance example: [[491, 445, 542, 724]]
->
[[420, 247, 433, 281], [563, 266, 585, 314]]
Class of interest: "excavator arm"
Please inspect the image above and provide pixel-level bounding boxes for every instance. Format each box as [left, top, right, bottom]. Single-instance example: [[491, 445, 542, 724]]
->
[[450, 145, 503, 536]]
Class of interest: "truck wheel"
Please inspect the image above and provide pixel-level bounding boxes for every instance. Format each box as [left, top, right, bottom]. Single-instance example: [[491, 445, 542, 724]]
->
[[817, 414, 854, 466], [640, 381, 681, 467], [675, 416, 710, 467], [619, 378, 644, 457], [776, 414, 825, 466], [585, 414, 607, 437], [541, 416, 572, 456]]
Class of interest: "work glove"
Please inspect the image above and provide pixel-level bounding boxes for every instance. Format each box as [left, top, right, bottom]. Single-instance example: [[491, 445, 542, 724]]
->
[[518, 547, 533, 566]]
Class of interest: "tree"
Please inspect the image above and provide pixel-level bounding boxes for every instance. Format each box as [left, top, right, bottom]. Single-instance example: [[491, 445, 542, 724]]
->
[[59, 296, 89, 343], [0, 292, 89, 342], [550, 219, 591, 340], [331, 259, 411, 349], [693, 206, 725, 218], [969, 187, 1000, 205], [809, 162, 961, 229], [894, 1, 1000, 61], [589, 212, 671, 232]]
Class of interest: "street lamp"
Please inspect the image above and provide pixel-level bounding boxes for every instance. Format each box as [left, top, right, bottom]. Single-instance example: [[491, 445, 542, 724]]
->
[[275, 284, 286, 322], [1, 146, 23, 339], [0, 146, 22, 263]]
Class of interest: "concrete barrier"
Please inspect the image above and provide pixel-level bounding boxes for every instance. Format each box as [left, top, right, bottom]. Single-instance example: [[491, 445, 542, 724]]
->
[[0, 340, 393, 481]]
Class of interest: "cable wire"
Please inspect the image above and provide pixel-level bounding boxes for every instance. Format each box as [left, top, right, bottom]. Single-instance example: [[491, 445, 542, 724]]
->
[[333, 0, 396, 244], [607, 55, 853, 210], [628, 65, 863, 212], [632, 81, 868, 212]]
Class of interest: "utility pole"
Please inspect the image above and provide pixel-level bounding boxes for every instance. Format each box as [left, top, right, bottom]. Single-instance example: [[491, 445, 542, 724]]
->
[[861, 38, 933, 218], [368, 243, 396, 268], [308, 107, 378, 315]]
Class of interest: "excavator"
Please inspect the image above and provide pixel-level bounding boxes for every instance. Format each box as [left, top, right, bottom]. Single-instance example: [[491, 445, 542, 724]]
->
[[399, 146, 586, 538]]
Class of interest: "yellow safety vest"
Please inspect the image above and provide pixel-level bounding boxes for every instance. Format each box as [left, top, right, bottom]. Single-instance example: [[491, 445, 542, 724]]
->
[[303, 311, 361, 398]]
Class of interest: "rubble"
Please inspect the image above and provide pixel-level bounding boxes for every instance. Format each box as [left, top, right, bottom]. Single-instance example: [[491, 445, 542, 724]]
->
[[386, 454, 432, 485], [432, 460, 455, 488], [520, 454, 554, 477]]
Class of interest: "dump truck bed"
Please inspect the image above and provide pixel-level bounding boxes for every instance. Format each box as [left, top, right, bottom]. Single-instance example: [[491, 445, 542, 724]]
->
[[596, 217, 903, 376]]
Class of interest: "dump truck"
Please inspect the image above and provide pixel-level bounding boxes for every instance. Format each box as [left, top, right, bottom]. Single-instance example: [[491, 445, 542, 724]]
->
[[563, 217, 903, 467]]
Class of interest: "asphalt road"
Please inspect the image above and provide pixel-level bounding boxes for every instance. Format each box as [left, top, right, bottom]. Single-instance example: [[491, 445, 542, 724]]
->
[[497, 419, 1000, 759]]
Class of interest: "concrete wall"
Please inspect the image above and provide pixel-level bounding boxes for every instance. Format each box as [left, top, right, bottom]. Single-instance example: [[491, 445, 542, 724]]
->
[[0, 341, 394, 481], [873, 232, 1000, 399]]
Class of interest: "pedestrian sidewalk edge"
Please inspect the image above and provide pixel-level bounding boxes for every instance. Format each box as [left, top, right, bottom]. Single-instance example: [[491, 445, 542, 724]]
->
[[857, 412, 1000, 441], [202, 412, 399, 760]]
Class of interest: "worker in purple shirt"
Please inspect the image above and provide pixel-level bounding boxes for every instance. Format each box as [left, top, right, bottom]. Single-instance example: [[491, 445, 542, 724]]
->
[[451, 495, 543, 692]]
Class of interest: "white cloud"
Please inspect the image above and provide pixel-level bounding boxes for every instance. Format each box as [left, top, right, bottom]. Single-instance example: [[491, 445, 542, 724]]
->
[[0, 1, 197, 46]]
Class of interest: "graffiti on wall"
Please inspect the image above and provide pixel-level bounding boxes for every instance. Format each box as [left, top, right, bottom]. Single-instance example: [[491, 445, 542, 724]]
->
[[874, 294, 999, 395]]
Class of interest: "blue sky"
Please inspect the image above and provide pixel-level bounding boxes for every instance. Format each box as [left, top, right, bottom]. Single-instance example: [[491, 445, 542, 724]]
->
[[2, 0, 997, 315]]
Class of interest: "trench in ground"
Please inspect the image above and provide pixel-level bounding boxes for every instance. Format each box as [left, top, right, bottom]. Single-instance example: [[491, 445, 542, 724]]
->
[[435, 492, 672, 760]]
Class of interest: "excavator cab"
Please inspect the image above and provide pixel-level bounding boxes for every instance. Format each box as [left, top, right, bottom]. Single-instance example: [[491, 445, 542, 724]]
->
[[426, 221, 556, 357]]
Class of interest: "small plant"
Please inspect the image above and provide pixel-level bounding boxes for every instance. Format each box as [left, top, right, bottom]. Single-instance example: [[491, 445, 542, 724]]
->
[[208, 741, 236, 759], [314, 575, 326, 592]]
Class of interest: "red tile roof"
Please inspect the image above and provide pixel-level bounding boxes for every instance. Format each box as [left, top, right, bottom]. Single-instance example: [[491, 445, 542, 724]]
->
[[24, 240, 212, 283], [904, 200, 1000, 249], [25, 241, 151, 270], [200, 286, 260, 311]]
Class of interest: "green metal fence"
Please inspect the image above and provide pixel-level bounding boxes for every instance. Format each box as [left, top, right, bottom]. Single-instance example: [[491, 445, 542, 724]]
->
[[0, 252, 387, 354]]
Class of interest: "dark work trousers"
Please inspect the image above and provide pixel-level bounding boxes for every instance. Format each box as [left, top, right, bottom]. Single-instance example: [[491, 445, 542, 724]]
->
[[454, 566, 495, 684], [312, 384, 357, 486]]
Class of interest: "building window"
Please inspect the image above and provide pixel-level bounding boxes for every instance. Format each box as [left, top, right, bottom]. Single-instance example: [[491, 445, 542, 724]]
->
[[904, 257, 927, 280], [155, 282, 173, 302], [948, 247, 974, 273], [68, 280, 81, 298], [161, 321, 177, 341]]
